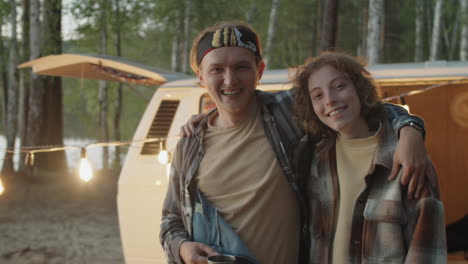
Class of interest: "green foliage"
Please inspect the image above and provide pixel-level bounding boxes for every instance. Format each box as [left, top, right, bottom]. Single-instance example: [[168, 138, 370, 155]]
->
[[382, 0, 416, 63], [0, 0, 11, 23], [267, 0, 317, 68], [62, 77, 152, 140], [16, 0, 465, 142], [336, 0, 367, 55]]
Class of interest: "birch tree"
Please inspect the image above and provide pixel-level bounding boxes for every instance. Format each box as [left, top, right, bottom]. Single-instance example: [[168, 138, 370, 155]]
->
[[2, 0, 19, 176], [446, 7, 460, 60], [264, 0, 281, 66], [18, 0, 30, 173], [366, 0, 384, 65], [246, 1, 257, 25], [171, 10, 181, 72], [26, 0, 42, 167], [98, 0, 109, 171], [430, 0, 443, 61], [113, 0, 122, 169], [461, 0, 467, 60], [0, 31, 7, 136], [414, 0, 424, 61], [319, 0, 339, 52], [181, 0, 192, 73], [0, 1, 10, 135]]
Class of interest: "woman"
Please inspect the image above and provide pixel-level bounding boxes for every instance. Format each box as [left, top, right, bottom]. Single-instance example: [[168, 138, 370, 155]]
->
[[293, 52, 447, 264]]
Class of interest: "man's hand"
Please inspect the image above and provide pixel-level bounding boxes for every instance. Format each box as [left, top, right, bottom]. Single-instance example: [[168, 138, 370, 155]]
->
[[180, 241, 218, 264], [180, 114, 206, 137], [389, 126, 436, 199]]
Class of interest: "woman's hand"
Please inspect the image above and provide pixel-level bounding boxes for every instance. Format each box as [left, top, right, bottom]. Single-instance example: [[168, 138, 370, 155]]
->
[[180, 114, 207, 137]]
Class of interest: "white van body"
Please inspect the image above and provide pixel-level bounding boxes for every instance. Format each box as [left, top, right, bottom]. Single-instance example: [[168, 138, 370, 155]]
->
[[117, 62, 468, 263]]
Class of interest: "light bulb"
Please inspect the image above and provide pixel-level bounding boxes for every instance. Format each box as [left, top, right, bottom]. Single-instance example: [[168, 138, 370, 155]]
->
[[158, 150, 170, 165], [0, 178, 4, 195], [79, 158, 93, 182]]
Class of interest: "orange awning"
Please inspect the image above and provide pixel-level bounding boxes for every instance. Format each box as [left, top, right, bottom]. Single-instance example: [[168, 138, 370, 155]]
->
[[18, 54, 189, 86]]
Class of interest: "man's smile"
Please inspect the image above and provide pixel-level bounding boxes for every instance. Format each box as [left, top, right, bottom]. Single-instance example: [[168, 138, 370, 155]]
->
[[221, 88, 242, 96]]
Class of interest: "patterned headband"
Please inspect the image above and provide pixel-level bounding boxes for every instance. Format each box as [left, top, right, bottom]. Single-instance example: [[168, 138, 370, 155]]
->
[[196, 27, 262, 65]]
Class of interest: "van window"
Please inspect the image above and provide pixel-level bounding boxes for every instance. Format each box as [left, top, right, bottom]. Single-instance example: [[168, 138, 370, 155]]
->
[[141, 100, 180, 155]]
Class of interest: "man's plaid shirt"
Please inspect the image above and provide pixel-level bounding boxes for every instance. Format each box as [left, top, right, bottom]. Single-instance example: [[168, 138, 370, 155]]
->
[[159, 90, 309, 264]]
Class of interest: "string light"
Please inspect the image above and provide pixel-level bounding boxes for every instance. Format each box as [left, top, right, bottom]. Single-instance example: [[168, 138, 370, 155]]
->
[[79, 148, 93, 182], [24, 153, 30, 165], [398, 96, 410, 112], [157, 141, 171, 165], [0, 137, 177, 195], [0, 137, 174, 160]]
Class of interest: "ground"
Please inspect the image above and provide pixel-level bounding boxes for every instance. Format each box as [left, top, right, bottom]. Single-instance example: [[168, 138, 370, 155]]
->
[[1, 171, 466, 264], [0, 172, 124, 264]]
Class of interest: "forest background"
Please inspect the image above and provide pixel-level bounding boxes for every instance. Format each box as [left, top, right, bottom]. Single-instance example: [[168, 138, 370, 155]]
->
[[0, 0, 467, 262], [0, 0, 466, 179]]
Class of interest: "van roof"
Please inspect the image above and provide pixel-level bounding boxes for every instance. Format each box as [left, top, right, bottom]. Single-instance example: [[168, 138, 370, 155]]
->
[[160, 60, 468, 88]]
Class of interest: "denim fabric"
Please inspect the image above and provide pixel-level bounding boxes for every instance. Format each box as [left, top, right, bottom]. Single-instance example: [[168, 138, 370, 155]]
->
[[193, 190, 257, 264]]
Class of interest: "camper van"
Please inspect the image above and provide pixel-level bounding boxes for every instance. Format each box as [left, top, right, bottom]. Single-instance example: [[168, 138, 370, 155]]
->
[[117, 62, 468, 263]]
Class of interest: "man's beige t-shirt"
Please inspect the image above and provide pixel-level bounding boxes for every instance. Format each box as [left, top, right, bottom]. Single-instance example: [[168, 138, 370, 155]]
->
[[196, 105, 300, 264], [331, 130, 379, 264]]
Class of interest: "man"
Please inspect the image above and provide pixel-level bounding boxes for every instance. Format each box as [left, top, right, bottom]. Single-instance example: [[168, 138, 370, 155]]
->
[[160, 21, 429, 264]]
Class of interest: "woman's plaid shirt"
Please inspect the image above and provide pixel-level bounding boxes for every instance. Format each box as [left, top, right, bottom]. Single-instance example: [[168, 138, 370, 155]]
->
[[306, 121, 446, 263]]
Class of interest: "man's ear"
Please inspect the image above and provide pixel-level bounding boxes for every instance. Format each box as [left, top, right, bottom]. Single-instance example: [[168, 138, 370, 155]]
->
[[257, 61, 266, 81], [197, 69, 205, 87]]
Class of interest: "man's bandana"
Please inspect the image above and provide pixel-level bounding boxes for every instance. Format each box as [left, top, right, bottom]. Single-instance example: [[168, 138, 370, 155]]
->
[[196, 27, 261, 65]]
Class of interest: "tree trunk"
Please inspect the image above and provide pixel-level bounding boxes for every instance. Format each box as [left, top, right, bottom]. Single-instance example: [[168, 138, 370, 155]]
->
[[2, 0, 19, 176], [366, 0, 384, 65], [26, 0, 42, 167], [461, 0, 467, 60], [246, 2, 257, 25], [314, 0, 324, 55], [264, 0, 281, 66], [27, 0, 67, 182], [99, 0, 109, 171], [171, 10, 181, 72], [447, 13, 460, 60], [0, 31, 8, 135], [430, 0, 443, 61], [360, 6, 368, 57], [414, 0, 424, 62], [319, 0, 339, 52], [113, 0, 122, 170], [181, 0, 192, 73], [19, 0, 30, 173]]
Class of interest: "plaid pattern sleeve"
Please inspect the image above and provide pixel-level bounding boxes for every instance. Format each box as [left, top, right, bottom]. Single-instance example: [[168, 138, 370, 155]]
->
[[384, 102, 426, 139], [256, 89, 304, 142], [358, 181, 447, 264], [404, 195, 447, 263], [160, 141, 191, 264]]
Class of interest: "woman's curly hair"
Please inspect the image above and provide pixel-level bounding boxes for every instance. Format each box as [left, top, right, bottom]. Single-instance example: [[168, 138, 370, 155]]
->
[[293, 52, 386, 141]]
